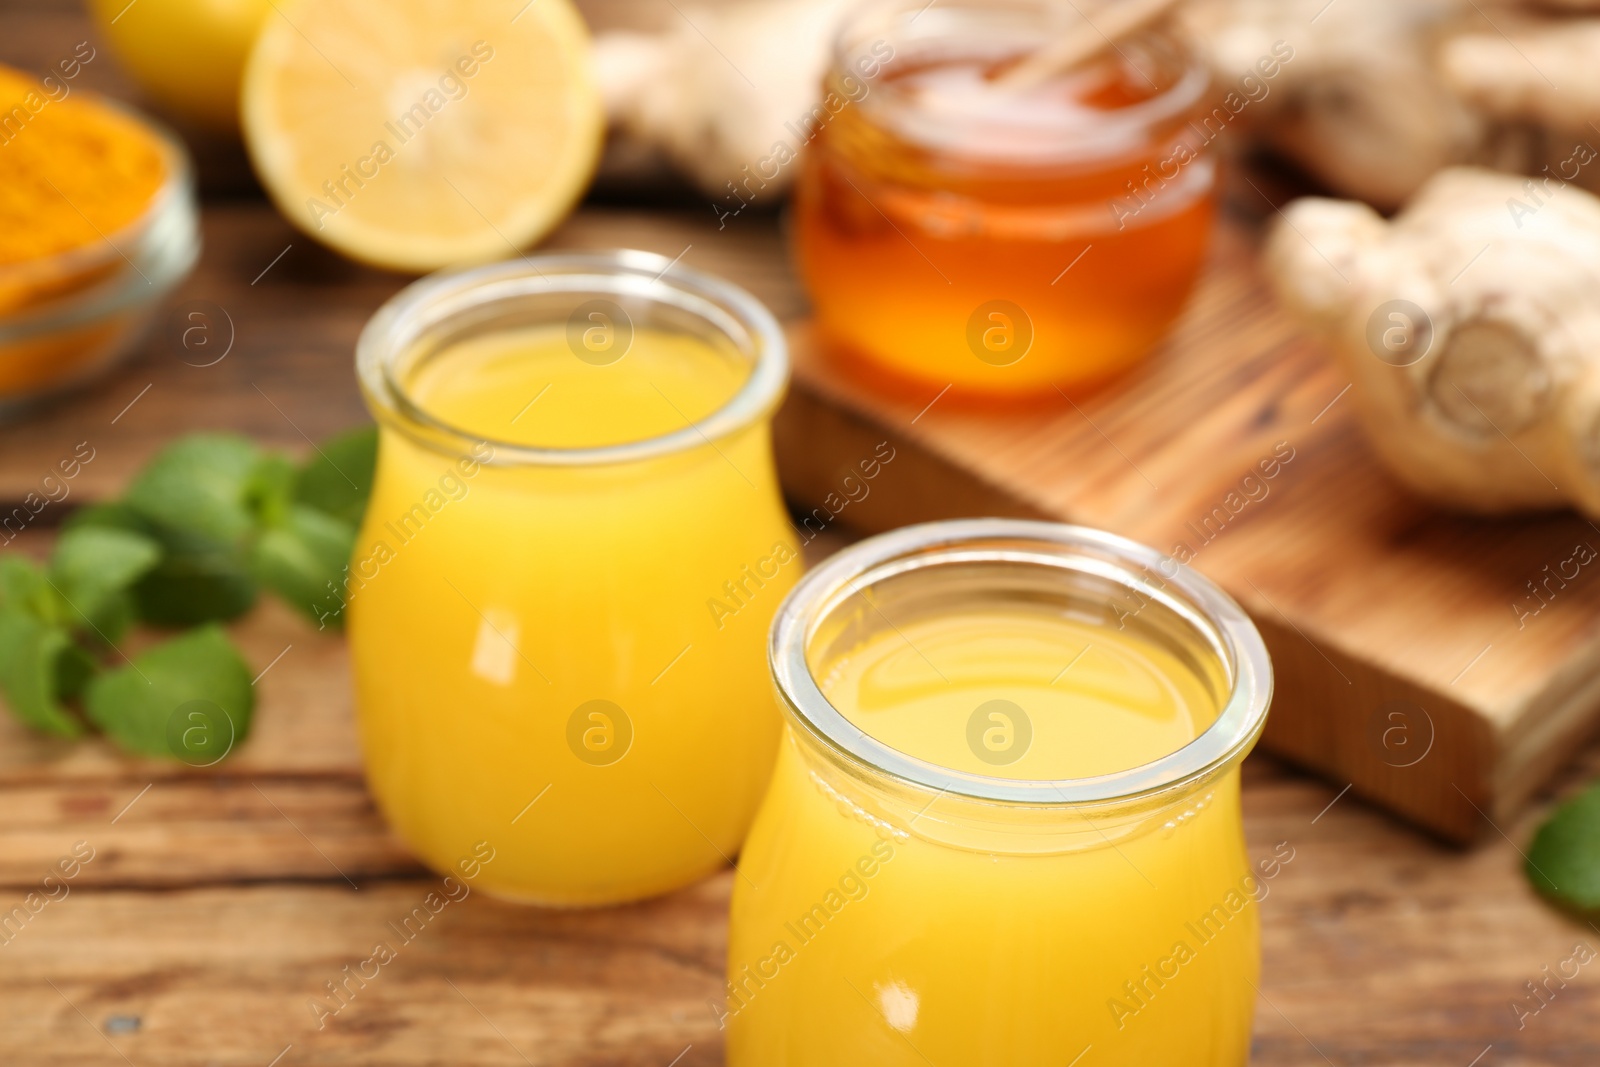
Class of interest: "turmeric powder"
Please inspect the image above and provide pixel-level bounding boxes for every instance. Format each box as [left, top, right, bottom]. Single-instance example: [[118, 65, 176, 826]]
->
[[0, 63, 167, 272], [0, 64, 177, 401]]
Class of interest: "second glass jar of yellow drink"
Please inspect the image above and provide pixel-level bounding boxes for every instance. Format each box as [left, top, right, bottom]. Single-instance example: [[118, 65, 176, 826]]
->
[[350, 251, 797, 905], [725, 520, 1272, 1063]]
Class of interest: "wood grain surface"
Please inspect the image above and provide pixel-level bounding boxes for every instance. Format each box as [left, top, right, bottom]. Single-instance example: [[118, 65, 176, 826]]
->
[[0, 193, 1594, 1067], [3, 3, 1600, 1064]]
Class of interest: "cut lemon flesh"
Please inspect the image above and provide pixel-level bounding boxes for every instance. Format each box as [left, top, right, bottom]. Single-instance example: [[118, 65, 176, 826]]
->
[[242, 0, 602, 271]]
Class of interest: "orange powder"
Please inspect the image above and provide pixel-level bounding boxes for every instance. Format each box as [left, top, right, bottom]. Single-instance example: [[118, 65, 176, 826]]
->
[[0, 64, 168, 308]]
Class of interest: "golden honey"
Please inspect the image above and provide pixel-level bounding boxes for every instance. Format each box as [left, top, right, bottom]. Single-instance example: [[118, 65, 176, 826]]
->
[[794, 1, 1217, 397]]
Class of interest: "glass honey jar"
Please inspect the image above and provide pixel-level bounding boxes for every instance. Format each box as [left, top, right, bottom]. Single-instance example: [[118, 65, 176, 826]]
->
[[793, 0, 1217, 398]]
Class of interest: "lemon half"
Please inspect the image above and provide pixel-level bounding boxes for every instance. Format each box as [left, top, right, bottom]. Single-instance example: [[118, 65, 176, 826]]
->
[[242, 0, 602, 271]]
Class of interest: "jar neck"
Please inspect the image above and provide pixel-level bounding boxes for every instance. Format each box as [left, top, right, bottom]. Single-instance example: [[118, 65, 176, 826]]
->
[[786, 724, 1241, 855], [827, 2, 1211, 172], [771, 522, 1272, 806], [355, 250, 789, 469]]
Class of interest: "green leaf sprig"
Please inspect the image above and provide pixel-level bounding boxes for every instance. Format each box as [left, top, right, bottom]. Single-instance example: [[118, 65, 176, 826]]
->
[[0, 425, 376, 763], [1527, 781, 1600, 914]]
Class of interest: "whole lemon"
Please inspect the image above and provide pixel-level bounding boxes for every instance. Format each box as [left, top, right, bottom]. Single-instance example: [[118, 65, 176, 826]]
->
[[89, 0, 272, 130]]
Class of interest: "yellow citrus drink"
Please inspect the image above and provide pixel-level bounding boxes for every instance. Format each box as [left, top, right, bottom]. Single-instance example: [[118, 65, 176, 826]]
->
[[350, 254, 796, 905], [819, 608, 1218, 780], [726, 521, 1273, 1064]]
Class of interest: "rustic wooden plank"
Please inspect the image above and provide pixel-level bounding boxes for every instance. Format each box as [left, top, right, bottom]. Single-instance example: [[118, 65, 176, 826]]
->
[[0, 877, 731, 1067], [0, 777, 423, 888], [2, 755, 1597, 1067]]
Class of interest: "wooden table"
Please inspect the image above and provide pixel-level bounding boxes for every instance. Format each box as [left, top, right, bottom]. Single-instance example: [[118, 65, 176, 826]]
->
[[4, 8, 1600, 1065], [0, 197, 1596, 1067]]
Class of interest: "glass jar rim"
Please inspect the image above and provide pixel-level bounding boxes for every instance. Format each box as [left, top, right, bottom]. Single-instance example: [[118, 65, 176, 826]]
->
[[355, 249, 790, 466], [770, 518, 1273, 806], [831, 0, 1211, 162]]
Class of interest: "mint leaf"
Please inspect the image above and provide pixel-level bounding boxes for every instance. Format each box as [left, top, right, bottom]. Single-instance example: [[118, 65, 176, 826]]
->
[[84, 625, 253, 760], [67, 498, 257, 627], [133, 545, 258, 627], [49, 526, 161, 642], [1528, 781, 1600, 911], [245, 451, 296, 528], [294, 425, 377, 526], [0, 611, 85, 737], [52, 527, 160, 593], [249, 505, 354, 628], [62, 499, 156, 537], [0, 552, 51, 619], [67, 429, 373, 632], [55, 642, 96, 701], [125, 434, 262, 547], [62, 500, 146, 535]]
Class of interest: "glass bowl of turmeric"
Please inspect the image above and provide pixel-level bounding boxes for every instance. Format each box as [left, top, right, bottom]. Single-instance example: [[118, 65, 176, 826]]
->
[[0, 63, 199, 415]]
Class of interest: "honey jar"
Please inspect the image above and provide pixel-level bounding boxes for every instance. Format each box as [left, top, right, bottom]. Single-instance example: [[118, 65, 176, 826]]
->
[[793, 0, 1217, 397]]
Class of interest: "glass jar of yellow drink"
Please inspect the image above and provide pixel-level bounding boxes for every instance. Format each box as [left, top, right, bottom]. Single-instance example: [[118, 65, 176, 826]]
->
[[351, 251, 797, 905], [725, 520, 1272, 1063]]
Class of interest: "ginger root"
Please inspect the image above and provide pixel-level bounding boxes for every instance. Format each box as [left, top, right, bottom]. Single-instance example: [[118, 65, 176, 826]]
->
[[1183, 0, 1600, 208], [602, 0, 1475, 207], [593, 0, 851, 199], [1439, 10, 1600, 133], [1182, 0, 1483, 210], [595, 0, 1600, 215], [1265, 166, 1600, 515]]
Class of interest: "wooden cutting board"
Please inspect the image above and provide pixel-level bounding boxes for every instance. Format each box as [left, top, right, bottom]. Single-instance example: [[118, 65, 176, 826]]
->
[[772, 215, 1600, 844]]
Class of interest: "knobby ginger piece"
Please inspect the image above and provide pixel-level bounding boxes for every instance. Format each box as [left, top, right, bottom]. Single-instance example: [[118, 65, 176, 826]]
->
[[1440, 17, 1600, 131], [1181, 0, 1481, 209], [597, 0, 1598, 212], [605, 0, 1481, 209], [593, 0, 852, 200], [1266, 167, 1600, 516]]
